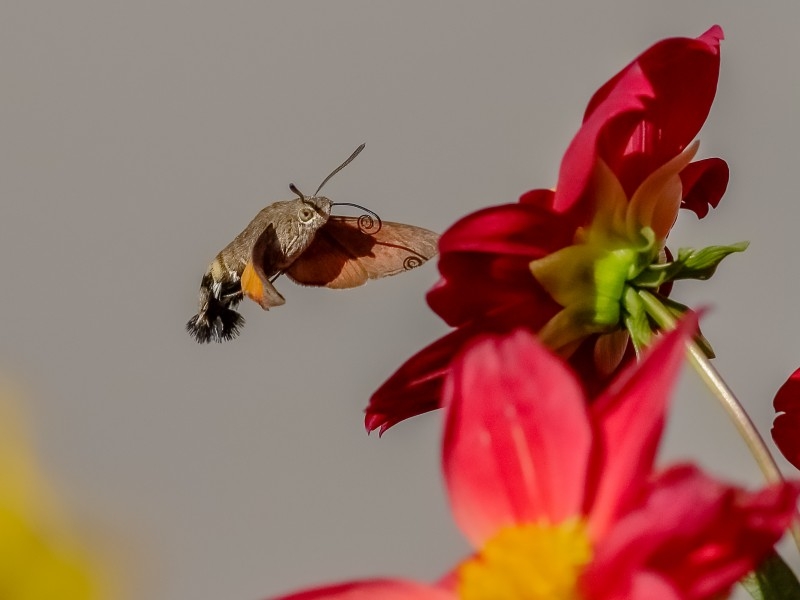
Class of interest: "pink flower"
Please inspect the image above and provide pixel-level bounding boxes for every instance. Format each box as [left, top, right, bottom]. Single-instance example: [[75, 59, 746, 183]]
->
[[273, 317, 797, 600], [772, 367, 800, 469], [367, 26, 731, 434]]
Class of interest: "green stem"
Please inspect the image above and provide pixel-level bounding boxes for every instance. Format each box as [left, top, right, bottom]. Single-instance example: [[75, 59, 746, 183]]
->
[[637, 289, 800, 551]]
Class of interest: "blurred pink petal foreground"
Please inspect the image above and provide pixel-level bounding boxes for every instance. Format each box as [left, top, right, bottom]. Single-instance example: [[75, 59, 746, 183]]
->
[[272, 317, 798, 600]]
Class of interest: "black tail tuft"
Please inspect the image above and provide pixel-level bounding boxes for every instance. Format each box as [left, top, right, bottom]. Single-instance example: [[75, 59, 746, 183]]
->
[[186, 300, 245, 343]]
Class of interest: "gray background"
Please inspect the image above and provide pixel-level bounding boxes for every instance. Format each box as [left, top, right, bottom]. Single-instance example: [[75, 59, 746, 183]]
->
[[1, 2, 798, 599]]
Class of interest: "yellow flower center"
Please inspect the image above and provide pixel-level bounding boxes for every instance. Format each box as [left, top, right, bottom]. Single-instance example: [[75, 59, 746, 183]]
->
[[457, 520, 592, 600]]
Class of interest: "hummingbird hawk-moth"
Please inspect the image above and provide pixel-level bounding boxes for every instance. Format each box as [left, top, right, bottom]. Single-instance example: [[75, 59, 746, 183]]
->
[[186, 144, 439, 343]]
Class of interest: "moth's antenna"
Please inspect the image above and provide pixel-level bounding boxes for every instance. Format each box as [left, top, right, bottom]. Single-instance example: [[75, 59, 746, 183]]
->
[[313, 143, 366, 197], [331, 202, 380, 221], [332, 202, 383, 234], [289, 183, 305, 201]]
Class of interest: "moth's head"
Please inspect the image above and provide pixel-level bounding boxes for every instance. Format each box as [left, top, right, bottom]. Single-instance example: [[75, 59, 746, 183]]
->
[[287, 143, 364, 230], [299, 195, 332, 224], [268, 194, 331, 251]]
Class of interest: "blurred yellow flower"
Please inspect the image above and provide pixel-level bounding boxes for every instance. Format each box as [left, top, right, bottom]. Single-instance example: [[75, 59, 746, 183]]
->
[[0, 382, 105, 599]]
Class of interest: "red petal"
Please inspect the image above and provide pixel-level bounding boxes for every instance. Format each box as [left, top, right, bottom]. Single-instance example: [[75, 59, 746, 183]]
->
[[271, 579, 454, 600], [519, 187, 557, 207], [428, 254, 557, 328], [556, 26, 723, 214], [442, 330, 592, 547], [585, 465, 799, 600], [437, 201, 563, 256], [366, 305, 551, 434], [679, 158, 729, 218], [428, 202, 570, 327], [772, 367, 800, 469], [586, 314, 697, 538], [365, 330, 462, 434], [552, 64, 652, 213], [592, 27, 723, 197]]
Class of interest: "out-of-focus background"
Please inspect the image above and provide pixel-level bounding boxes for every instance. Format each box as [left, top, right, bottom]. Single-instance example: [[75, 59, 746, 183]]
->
[[1, 2, 798, 598]]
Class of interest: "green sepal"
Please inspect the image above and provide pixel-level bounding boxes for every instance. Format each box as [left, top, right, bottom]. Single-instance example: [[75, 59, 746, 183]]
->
[[657, 296, 716, 358], [633, 241, 749, 288], [741, 550, 800, 600], [594, 247, 638, 327], [622, 286, 652, 356]]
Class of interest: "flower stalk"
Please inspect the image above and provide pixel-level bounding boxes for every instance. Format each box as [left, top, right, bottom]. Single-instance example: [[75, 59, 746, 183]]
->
[[637, 289, 800, 553]]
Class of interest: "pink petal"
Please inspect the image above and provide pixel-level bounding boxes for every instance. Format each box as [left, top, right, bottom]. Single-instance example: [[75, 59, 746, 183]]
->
[[271, 579, 454, 600], [772, 367, 800, 469], [585, 465, 799, 600], [589, 571, 683, 600], [586, 313, 697, 539], [622, 572, 683, 600], [679, 158, 729, 218], [442, 330, 592, 547]]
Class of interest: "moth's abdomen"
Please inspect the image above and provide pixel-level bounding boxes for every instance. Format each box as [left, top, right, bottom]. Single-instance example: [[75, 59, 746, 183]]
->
[[186, 301, 244, 343], [187, 262, 246, 343]]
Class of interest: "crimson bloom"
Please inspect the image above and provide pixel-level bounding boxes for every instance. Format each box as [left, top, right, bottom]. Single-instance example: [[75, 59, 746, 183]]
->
[[367, 26, 734, 433], [273, 319, 798, 600], [772, 367, 800, 469]]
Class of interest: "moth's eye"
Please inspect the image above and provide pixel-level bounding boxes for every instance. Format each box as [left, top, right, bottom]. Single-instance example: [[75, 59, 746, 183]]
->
[[298, 207, 315, 223]]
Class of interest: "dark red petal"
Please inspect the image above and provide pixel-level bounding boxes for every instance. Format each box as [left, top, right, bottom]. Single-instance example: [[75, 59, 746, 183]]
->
[[443, 330, 592, 546], [437, 201, 564, 256], [773, 367, 800, 413], [772, 367, 800, 469], [518, 188, 556, 207], [271, 579, 454, 600], [591, 27, 723, 197], [365, 331, 459, 434], [428, 201, 570, 327], [679, 158, 729, 219], [552, 64, 652, 213], [584, 465, 799, 600], [555, 26, 723, 215], [428, 254, 557, 328], [366, 304, 550, 434], [586, 314, 697, 538]]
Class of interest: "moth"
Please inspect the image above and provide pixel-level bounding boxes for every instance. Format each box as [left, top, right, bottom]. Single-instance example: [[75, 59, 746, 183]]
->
[[187, 144, 439, 343]]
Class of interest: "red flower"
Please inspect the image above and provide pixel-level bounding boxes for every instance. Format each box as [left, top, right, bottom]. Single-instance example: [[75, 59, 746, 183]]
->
[[272, 319, 798, 600], [772, 367, 800, 469], [367, 26, 730, 434]]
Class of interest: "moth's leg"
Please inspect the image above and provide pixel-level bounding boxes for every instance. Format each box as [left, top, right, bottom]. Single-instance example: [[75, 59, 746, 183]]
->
[[221, 289, 243, 304]]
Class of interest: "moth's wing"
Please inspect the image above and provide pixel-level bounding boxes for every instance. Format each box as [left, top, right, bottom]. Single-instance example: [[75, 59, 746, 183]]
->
[[285, 217, 439, 289], [241, 224, 286, 309], [241, 262, 285, 309]]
